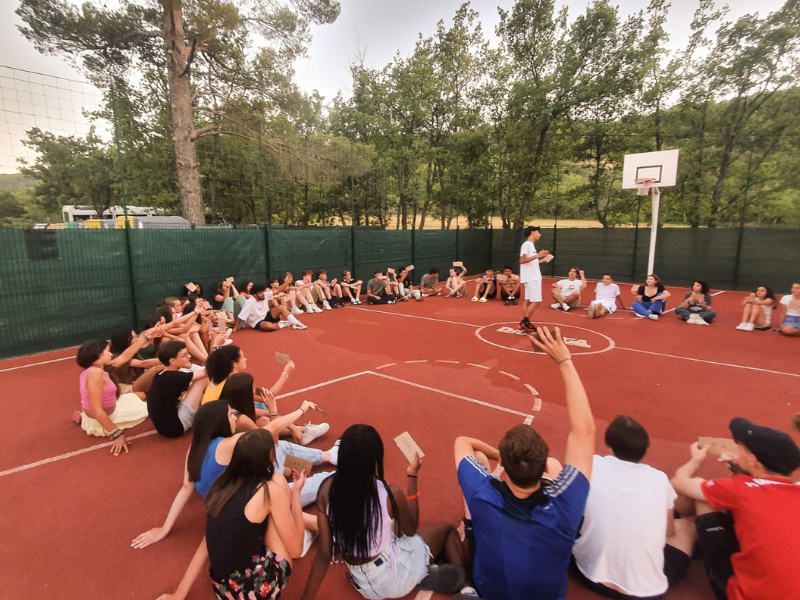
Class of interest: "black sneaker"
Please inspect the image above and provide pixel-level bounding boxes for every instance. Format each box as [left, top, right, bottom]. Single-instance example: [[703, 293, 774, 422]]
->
[[511, 297, 518, 305], [504, 299, 511, 306], [519, 319, 535, 332]]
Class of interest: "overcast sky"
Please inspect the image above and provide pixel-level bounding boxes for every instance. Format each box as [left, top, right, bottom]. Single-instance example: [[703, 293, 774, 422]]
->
[[0, 0, 787, 173]]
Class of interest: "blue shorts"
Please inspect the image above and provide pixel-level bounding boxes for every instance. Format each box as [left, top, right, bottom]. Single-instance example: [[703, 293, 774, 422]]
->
[[783, 315, 800, 329]]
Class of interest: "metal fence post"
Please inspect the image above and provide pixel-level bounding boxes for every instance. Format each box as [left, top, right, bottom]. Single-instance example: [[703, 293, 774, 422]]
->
[[258, 124, 268, 225], [264, 223, 271, 280], [111, 81, 139, 328], [631, 196, 642, 283]]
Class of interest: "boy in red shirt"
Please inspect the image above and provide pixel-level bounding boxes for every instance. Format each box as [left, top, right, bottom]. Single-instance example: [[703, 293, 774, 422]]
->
[[671, 417, 800, 600]]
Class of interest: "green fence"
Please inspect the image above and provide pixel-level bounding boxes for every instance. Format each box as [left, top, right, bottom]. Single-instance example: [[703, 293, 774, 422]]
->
[[0, 226, 798, 359]]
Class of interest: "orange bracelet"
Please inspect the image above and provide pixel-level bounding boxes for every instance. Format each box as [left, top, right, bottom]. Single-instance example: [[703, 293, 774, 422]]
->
[[406, 492, 420, 501]]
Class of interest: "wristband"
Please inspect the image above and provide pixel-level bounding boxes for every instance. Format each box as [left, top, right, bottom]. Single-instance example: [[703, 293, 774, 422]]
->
[[406, 493, 420, 501], [556, 357, 572, 365], [407, 474, 418, 479], [143, 334, 150, 341], [110, 428, 123, 440], [281, 372, 289, 378]]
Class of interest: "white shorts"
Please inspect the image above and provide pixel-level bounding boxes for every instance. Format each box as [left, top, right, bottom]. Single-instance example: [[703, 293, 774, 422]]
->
[[523, 281, 542, 303], [590, 299, 617, 314], [346, 533, 430, 599]]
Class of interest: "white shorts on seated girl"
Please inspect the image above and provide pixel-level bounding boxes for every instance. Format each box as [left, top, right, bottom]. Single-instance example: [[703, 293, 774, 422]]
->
[[81, 392, 148, 437], [590, 298, 617, 314], [346, 533, 430, 599]]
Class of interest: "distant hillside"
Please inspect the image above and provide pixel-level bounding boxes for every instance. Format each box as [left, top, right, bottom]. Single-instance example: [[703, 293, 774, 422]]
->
[[0, 173, 35, 193]]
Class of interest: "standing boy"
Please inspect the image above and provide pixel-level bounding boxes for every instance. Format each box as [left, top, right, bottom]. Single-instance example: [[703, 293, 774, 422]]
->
[[519, 226, 548, 332]]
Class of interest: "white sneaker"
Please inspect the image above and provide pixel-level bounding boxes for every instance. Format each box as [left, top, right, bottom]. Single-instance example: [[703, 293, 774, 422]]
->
[[350, 299, 358, 305], [328, 439, 341, 466], [355, 299, 362, 305], [635, 313, 647, 318], [735, 322, 748, 330], [648, 313, 659, 321], [290, 307, 303, 315], [300, 529, 319, 558], [291, 321, 308, 330], [688, 314, 708, 326], [550, 303, 561, 310], [301, 422, 330, 445], [305, 306, 315, 314], [742, 322, 754, 331], [562, 303, 570, 312], [322, 301, 332, 311], [313, 304, 324, 313]]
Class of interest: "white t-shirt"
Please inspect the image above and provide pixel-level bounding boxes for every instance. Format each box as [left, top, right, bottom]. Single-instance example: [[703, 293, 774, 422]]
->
[[595, 282, 621, 303], [556, 278, 581, 296], [781, 294, 800, 317], [237, 293, 275, 328], [519, 240, 541, 283], [573, 455, 677, 597]]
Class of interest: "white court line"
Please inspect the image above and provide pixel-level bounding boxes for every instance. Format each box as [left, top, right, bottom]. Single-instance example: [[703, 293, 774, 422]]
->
[[0, 355, 74, 374], [435, 360, 460, 364], [524, 383, 540, 395], [499, 371, 519, 381], [662, 290, 725, 315], [405, 360, 428, 364], [468, 363, 491, 369], [351, 306, 480, 328], [533, 397, 542, 412], [375, 363, 396, 370], [523, 416, 533, 425], [616, 347, 800, 378], [0, 430, 158, 479], [276, 371, 372, 400]]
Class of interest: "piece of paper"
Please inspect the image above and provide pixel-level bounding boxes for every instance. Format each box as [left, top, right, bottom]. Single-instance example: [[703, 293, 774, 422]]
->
[[387, 268, 395, 274], [541, 254, 554, 263], [226, 276, 234, 283], [275, 352, 290, 365], [407, 265, 415, 271], [185, 282, 197, 293], [453, 261, 463, 267], [216, 312, 227, 335], [698, 437, 738, 456], [394, 431, 425, 464], [283, 454, 314, 475]]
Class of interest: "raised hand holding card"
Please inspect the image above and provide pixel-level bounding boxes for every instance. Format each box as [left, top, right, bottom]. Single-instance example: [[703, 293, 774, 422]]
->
[[394, 431, 425, 464], [275, 352, 290, 365]]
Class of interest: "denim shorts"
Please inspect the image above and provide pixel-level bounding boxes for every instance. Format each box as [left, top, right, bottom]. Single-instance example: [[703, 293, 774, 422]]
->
[[346, 534, 430, 599], [783, 315, 800, 330]]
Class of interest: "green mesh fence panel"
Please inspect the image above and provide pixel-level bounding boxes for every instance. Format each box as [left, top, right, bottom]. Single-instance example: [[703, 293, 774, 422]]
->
[[354, 229, 412, 281], [737, 229, 800, 294], [490, 229, 524, 275], [267, 227, 351, 280], [458, 230, 492, 275], [414, 230, 457, 284], [652, 228, 740, 289], [130, 228, 267, 322], [551, 228, 639, 282], [0, 229, 135, 358]]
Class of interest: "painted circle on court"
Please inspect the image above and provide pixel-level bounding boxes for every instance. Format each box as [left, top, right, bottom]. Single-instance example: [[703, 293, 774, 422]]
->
[[475, 322, 615, 356]]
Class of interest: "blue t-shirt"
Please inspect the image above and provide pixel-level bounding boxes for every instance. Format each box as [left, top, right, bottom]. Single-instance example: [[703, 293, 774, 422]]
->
[[458, 456, 589, 600], [194, 437, 227, 499]]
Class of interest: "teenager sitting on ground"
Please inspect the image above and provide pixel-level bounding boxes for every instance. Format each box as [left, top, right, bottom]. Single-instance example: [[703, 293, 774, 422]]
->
[[777, 282, 800, 336], [453, 326, 594, 600], [315, 270, 341, 309], [237, 280, 253, 300], [182, 281, 203, 299], [183, 299, 232, 354], [472, 269, 497, 303], [396, 265, 421, 300], [156, 303, 210, 363], [573, 415, 695, 600], [735, 285, 775, 331], [588, 274, 625, 319], [233, 283, 306, 332], [445, 266, 468, 298], [420, 267, 443, 297], [551, 267, 586, 311], [631, 274, 671, 320], [499, 266, 521, 306], [155, 428, 309, 600], [76, 326, 163, 455], [295, 270, 323, 314], [146, 341, 208, 438], [671, 418, 800, 600], [675, 280, 716, 325], [213, 279, 246, 321], [107, 328, 162, 395], [134, 399, 333, 551], [366, 269, 397, 305], [300, 424, 467, 600], [340, 270, 363, 305]]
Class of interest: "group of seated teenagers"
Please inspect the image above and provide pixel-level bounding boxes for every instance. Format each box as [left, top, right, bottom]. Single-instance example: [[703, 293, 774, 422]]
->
[[76, 321, 800, 600], [409, 264, 523, 306], [545, 269, 800, 333]]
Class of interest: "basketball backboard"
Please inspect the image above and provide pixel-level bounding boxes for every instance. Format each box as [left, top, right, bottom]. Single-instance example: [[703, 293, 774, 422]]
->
[[622, 149, 679, 189]]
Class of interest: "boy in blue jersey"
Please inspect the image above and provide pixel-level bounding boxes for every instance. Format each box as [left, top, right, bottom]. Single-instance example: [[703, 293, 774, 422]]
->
[[453, 326, 596, 600]]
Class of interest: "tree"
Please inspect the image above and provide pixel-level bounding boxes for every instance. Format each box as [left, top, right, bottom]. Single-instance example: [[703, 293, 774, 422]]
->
[[17, 0, 340, 224]]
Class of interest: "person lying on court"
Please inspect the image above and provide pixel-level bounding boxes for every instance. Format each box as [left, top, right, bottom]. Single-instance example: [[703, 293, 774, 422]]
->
[[572, 415, 695, 599], [631, 274, 670, 320], [675, 280, 716, 325], [76, 326, 163, 455], [155, 428, 309, 600], [453, 325, 594, 600], [300, 424, 467, 600], [133, 398, 335, 552], [671, 418, 800, 600], [550, 267, 586, 311], [588, 274, 625, 319], [146, 341, 208, 438], [366, 269, 397, 305], [233, 282, 307, 332]]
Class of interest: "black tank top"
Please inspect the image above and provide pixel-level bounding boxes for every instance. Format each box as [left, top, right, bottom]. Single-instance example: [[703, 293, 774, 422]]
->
[[206, 480, 269, 580]]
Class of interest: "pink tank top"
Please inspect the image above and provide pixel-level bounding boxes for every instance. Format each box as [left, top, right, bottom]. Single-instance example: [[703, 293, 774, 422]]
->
[[367, 483, 394, 557], [79, 368, 117, 411]]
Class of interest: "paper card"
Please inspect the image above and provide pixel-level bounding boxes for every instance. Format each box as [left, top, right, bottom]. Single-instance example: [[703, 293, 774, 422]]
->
[[394, 431, 425, 464], [541, 254, 554, 263], [217, 312, 227, 334], [407, 265, 415, 271], [698, 437, 738, 456], [453, 261, 463, 267], [387, 268, 395, 274], [283, 454, 314, 475], [226, 277, 234, 284], [275, 352, 290, 365], [185, 282, 197, 293]]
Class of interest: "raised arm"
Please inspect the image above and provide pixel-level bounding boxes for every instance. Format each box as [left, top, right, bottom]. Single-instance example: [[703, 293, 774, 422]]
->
[[671, 442, 709, 501], [155, 537, 208, 600], [264, 400, 317, 441], [530, 327, 595, 479], [300, 483, 334, 600], [109, 327, 161, 368], [579, 269, 587, 290]]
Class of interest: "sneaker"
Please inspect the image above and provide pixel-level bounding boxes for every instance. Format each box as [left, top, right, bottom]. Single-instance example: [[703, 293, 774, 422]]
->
[[328, 439, 341, 466], [648, 313, 659, 321], [418, 564, 466, 594], [354, 298, 362, 305], [301, 422, 330, 445], [350, 299, 358, 305], [306, 306, 315, 314], [550, 303, 561, 310], [511, 297, 518, 305], [221, 338, 234, 346], [291, 321, 308, 330], [519, 319, 535, 332], [754, 324, 771, 330], [471, 296, 479, 302], [300, 529, 318, 558], [735, 322, 748, 330], [635, 312, 647, 318], [479, 297, 487, 303], [687, 314, 706, 325], [562, 303, 570, 312], [290, 307, 303, 315], [388, 300, 396, 304], [742, 322, 754, 331], [322, 301, 332, 311], [504, 299, 511, 306], [313, 304, 324, 313]]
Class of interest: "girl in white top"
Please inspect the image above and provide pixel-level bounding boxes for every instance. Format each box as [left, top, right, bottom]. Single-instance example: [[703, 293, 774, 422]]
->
[[445, 266, 467, 298], [300, 424, 467, 600], [735, 285, 776, 332], [778, 282, 800, 336]]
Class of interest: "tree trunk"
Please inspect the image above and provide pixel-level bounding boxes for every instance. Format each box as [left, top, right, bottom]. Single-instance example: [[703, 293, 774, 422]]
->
[[162, 4, 204, 225]]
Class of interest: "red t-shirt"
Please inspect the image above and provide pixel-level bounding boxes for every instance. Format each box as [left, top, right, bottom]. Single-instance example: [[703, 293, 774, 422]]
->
[[701, 475, 800, 600]]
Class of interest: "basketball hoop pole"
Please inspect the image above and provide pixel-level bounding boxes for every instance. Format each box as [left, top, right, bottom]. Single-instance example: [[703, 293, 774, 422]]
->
[[647, 186, 660, 274]]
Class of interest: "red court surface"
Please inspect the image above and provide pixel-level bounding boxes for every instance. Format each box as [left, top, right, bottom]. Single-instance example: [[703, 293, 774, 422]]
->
[[1, 278, 798, 600]]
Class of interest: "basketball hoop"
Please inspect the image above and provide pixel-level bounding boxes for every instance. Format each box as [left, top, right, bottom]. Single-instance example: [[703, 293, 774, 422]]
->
[[635, 178, 656, 196]]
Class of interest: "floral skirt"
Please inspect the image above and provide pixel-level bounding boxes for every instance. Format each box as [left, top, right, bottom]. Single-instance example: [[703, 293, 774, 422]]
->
[[212, 547, 291, 600]]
